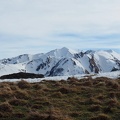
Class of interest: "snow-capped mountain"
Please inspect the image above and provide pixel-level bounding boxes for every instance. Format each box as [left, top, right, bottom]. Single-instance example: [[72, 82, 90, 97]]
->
[[0, 47, 120, 76]]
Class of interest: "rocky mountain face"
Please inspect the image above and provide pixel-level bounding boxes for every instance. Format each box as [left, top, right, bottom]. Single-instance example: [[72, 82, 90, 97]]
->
[[0, 47, 120, 76]]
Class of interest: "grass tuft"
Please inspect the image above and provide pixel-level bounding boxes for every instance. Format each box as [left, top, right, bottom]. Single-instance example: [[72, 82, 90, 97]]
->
[[0, 102, 12, 112], [17, 80, 31, 89], [90, 113, 111, 120]]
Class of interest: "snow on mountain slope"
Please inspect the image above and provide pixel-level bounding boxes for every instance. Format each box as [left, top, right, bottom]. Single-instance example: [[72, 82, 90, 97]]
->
[[0, 53, 44, 65], [0, 64, 21, 76], [0, 47, 120, 77], [94, 51, 117, 72], [46, 47, 77, 58], [0, 54, 30, 64], [25, 56, 58, 76], [75, 54, 93, 73], [49, 58, 86, 76], [92, 70, 120, 79]]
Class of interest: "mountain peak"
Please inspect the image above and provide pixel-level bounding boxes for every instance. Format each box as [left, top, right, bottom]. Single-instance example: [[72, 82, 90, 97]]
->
[[60, 47, 77, 54], [84, 50, 95, 54], [46, 47, 76, 58], [0, 48, 120, 77], [60, 47, 69, 51]]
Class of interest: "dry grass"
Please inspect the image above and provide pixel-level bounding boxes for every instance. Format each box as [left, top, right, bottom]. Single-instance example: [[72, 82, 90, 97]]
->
[[0, 102, 13, 112], [9, 98, 28, 106], [88, 105, 101, 112], [26, 111, 48, 120], [14, 89, 29, 100], [0, 77, 119, 119], [90, 113, 111, 120], [17, 80, 31, 89]]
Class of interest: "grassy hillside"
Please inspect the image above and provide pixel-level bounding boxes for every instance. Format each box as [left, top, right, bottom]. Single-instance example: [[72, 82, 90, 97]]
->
[[0, 77, 120, 120]]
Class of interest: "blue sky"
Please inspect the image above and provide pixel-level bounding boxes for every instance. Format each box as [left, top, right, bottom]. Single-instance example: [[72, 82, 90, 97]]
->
[[0, 0, 120, 59]]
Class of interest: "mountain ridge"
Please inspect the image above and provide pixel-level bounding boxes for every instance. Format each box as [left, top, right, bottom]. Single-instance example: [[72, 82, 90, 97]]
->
[[0, 47, 120, 76]]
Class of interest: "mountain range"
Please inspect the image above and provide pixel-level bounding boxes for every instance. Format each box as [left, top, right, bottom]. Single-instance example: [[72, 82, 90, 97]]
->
[[0, 47, 120, 77]]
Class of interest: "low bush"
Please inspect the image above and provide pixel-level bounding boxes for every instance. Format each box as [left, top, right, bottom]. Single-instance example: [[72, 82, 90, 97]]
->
[[9, 98, 28, 106], [88, 105, 101, 112], [17, 80, 31, 89], [106, 98, 119, 107], [50, 91, 63, 98], [106, 80, 119, 89], [26, 111, 48, 120], [58, 87, 71, 94], [13, 112, 25, 118], [14, 89, 29, 100], [85, 97, 101, 105], [0, 72, 44, 79], [0, 102, 12, 112]]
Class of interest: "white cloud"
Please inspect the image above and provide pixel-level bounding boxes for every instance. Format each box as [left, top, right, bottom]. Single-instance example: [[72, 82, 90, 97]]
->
[[0, 0, 120, 58], [1, 0, 120, 36]]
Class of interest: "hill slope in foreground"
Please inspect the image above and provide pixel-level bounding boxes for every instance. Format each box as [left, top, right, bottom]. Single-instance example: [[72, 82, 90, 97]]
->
[[0, 77, 119, 120]]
